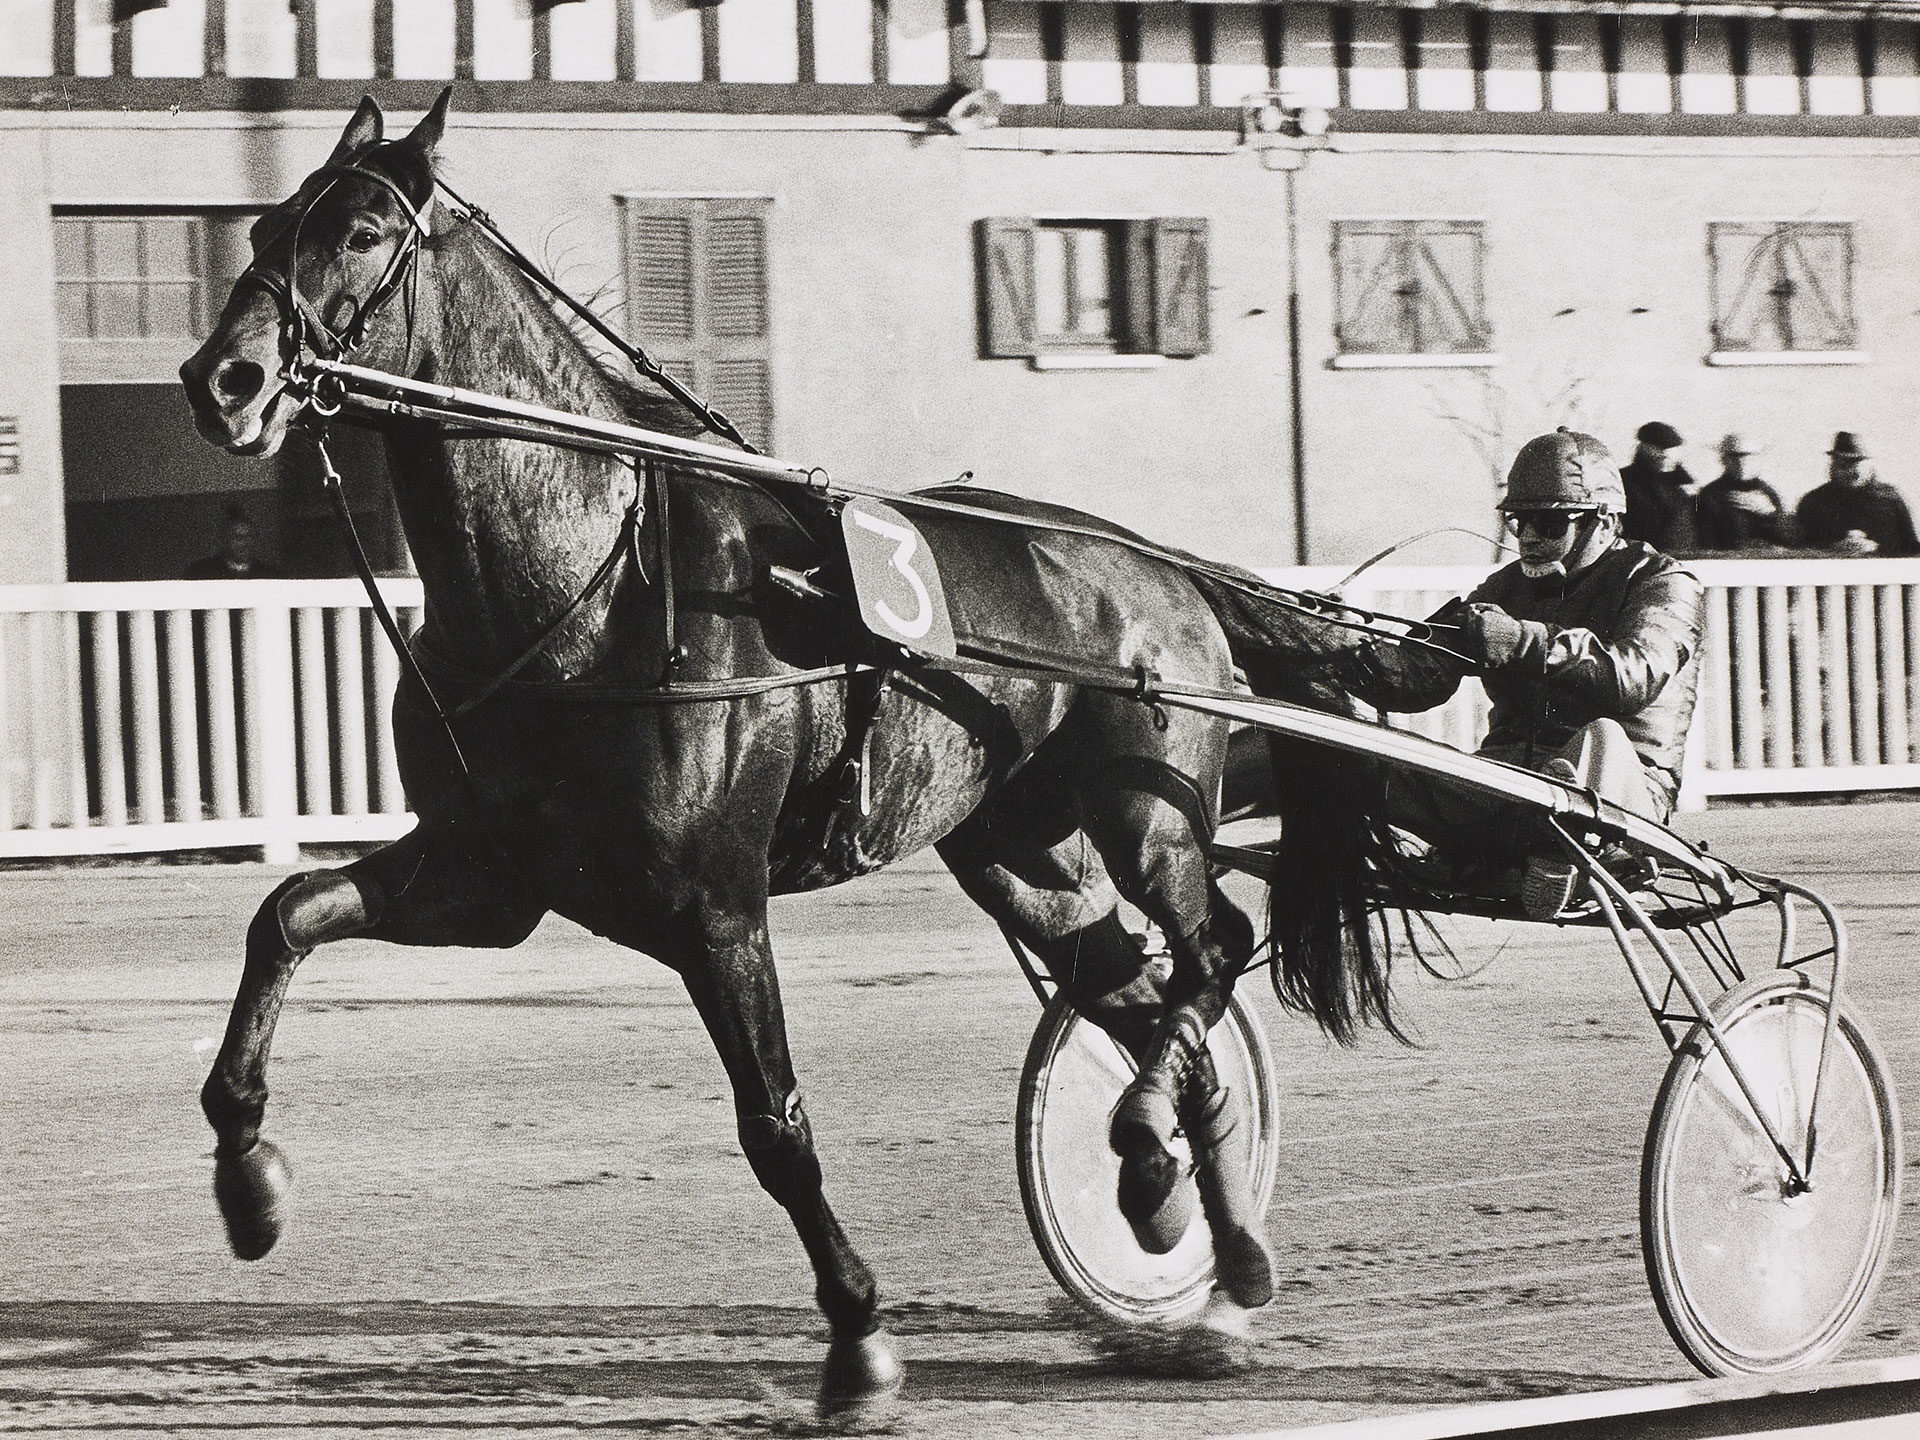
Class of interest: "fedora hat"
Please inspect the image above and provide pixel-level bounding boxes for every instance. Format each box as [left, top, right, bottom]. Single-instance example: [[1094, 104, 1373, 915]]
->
[[1718, 433, 1754, 459], [1829, 431, 1868, 459]]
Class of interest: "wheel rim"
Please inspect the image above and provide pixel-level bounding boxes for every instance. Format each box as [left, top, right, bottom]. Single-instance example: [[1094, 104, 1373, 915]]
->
[[1017, 992, 1280, 1324], [1646, 976, 1901, 1373]]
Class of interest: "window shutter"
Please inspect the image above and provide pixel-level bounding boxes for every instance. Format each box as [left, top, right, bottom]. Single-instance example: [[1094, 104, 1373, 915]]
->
[[1409, 221, 1490, 353], [1709, 223, 1776, 352], [1151, 217, 1210, 357], [627, 212, 696, 343], [623, 197, 774, 449], [976, 217, 1037, 358], [1777, 223, 1854, 350], [1333, 222, 1406, 353], [707, 214, 768, 339]]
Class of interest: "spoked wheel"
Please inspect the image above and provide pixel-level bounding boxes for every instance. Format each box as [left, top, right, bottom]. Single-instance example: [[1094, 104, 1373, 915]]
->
[[1016, 988, 1281, 1325], [1641, 969, 1902, 1375]]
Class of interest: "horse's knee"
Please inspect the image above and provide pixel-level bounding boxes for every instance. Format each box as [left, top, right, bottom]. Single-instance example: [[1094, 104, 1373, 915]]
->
[[262, 870, 376, 954], [737, 1090, 823, 1210]]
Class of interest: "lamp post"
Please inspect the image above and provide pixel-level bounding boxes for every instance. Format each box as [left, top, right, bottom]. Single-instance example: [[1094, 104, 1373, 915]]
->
[[1241, 94, 1332, 566]]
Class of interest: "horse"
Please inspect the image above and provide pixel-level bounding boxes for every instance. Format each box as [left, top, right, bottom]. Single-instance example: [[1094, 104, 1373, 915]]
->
[[177, 92, 1391, 1422]]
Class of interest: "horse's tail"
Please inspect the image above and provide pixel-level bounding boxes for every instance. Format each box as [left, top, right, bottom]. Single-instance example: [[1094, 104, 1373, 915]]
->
[[1260, 727, 1408, 1047]]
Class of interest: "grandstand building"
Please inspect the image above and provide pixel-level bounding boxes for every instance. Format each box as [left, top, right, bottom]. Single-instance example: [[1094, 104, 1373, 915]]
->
[[2, 0, 1918, 580]]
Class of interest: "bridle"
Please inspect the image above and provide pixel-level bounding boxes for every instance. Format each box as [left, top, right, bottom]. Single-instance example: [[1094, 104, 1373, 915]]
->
[[239, 144, 434, 392]]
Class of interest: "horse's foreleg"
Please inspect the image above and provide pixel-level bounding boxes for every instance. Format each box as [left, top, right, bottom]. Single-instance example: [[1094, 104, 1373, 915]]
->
[[200, 822, 543, 1260], [670, 901, 900, 1424], [199, 868, 373, 1258]]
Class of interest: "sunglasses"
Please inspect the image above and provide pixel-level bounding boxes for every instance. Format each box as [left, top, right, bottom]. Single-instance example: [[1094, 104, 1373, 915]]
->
[[1503, 509, 1595, 540]]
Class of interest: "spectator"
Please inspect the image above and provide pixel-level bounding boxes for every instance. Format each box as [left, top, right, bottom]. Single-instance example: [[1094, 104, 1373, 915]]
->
[[1620, 421, 1701, 555], [186, 504, 283, 579], [1694, 435, 1793, 552], [1794, 433, 1920, 558]]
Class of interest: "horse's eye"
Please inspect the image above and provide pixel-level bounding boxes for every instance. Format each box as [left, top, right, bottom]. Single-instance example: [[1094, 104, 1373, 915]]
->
[[347, 227, 381, 253]]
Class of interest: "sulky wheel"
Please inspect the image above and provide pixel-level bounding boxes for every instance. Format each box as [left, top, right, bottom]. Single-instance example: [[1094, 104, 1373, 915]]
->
[[1016, 987, 1281, 1325], [1641, 969, 1902, 1376]]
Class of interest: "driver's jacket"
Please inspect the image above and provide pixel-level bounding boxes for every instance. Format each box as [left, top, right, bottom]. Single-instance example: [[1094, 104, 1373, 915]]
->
[[1344, 540, 1706, 815]]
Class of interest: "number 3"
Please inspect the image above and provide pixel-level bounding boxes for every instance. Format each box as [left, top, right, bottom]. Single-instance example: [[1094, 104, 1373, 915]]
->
[[851, 508, 934, 640]]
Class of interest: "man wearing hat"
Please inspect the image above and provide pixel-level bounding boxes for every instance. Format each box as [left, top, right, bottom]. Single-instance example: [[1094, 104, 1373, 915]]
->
[[1339, 429, 1706, 919], [1795, 433, 1919, 557], [1695, 435, 1792, 552], [1619, 420, 1701, 555]]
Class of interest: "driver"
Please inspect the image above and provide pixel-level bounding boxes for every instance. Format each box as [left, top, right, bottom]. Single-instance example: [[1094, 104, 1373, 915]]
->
[[1342, 428, 1707, 918]]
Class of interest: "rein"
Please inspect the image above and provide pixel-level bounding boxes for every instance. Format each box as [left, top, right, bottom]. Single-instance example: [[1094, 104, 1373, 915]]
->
[[261, 152, 1476, 777]]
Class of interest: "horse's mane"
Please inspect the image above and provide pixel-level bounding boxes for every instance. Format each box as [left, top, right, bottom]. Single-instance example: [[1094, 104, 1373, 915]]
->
[[362, 140, 716, 446]]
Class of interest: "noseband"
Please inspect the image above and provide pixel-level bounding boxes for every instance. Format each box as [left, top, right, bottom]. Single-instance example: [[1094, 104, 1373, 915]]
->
[[240, 146, 434, 392]]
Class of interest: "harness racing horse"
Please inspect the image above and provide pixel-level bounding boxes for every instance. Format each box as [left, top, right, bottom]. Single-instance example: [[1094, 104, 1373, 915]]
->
[[178, 93, 1391, 1420]]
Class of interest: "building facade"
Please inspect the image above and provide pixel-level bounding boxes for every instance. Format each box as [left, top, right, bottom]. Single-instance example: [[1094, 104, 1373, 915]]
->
[[3, 0, 1919, 582]]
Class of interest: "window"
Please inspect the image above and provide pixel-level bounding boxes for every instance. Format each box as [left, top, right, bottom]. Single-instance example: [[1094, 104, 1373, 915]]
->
[[54, 210, 259, 384], [1707, 222, 1859, 363], [1331, 219, 1495, 365], [618, 196, 775, 452], [976, 216, 1210, 365]]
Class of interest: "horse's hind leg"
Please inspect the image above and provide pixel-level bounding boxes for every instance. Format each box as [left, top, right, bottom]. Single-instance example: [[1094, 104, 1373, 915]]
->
[[656, 887, 901, 1424], [936, 784, 1165, 1063], [1068, 709, 1275, 1309], [199, 815, 544, 1259]]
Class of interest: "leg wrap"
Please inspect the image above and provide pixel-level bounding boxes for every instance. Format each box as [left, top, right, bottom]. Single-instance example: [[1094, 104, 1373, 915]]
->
[[1179, 1052, 1275, 1309], [737, 1089, 824, 1212]]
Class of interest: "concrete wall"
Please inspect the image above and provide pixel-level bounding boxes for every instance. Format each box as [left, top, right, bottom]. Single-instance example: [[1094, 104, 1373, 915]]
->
[[1294, 133, 1920, 565], [0, 126, 66, 584], [8, 108, 1920, 579]]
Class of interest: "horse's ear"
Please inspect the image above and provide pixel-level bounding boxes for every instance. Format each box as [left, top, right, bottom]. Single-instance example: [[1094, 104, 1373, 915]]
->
[[400, 86, 453, 160], [327, 96, 384, 166]]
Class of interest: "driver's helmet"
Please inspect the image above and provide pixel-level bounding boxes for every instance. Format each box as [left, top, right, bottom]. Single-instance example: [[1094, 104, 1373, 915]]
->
[[1499, 428, 1625, 513]]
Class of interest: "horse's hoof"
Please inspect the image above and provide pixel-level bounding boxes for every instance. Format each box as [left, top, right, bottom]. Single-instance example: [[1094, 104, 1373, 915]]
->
[[1117, 1146, 1196, 1255], [1185, 1289, 1255, 1375], [1211, 1225, 1275, 1309], [817, 1329, 904, 1431], [212, 1139, 292, 1261]]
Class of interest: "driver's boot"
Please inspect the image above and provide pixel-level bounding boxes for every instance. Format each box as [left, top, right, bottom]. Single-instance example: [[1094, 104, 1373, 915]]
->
[[1109, 1006, 1207, 1254], [1180, 1052, 1274, 1309]]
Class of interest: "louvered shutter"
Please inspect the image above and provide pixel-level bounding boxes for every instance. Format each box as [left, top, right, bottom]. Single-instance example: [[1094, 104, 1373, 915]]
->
[[1333, 222, 1408, 354], [1409, 222, 1490, 353], [704, 203, 772, 450], [621, 197, 774, 450], [1151, 217, 1210, 357], [976, 217, 1037, 358]]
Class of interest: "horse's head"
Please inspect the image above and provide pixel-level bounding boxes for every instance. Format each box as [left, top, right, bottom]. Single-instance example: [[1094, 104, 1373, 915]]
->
[[180, 91, 449, 457]]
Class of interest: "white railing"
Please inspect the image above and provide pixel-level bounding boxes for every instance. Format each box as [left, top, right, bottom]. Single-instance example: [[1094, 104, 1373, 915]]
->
[[0, 579, 421, 862], [3, 558, 1919, 858]]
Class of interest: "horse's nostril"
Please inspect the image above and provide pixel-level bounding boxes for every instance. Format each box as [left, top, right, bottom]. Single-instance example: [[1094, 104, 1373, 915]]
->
[[215, 360, 267, 404]]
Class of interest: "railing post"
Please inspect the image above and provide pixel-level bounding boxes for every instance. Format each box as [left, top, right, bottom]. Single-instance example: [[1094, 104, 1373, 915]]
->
[[163, 609, 202, 823], [0, 616, 12, 833], [88, 611, 127, 830], [127, 610, 165, 826], [245, 604, 301, 864]]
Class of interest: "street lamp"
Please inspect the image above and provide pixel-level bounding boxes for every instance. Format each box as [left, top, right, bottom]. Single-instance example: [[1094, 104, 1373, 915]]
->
[[1240, 91, 1332, 149]]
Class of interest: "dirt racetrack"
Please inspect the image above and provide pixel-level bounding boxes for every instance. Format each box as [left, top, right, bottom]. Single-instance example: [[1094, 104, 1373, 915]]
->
[[2, 802, 1916, 1438]]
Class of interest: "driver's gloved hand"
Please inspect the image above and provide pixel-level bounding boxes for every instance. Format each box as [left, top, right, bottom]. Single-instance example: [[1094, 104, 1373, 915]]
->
[[1454, 603, 1527, 671]]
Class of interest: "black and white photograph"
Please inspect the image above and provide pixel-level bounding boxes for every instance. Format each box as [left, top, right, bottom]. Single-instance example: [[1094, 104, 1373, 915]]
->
[[2, 2, 1919, 1435]]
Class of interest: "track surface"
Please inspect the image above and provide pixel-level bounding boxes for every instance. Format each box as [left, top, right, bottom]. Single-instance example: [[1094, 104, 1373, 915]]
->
[[2, 803, 1917, 1437]]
